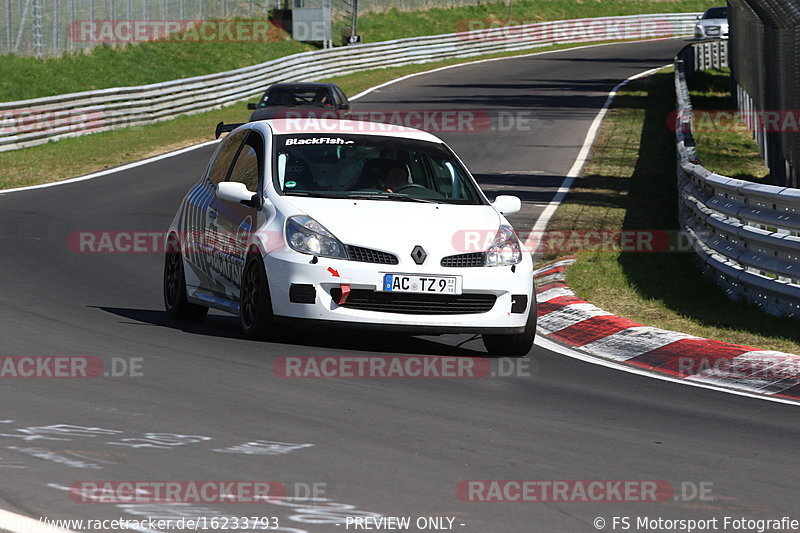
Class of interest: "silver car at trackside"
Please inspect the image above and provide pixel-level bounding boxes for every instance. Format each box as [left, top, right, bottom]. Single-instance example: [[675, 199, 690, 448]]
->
[[694, 7, 728, 39]]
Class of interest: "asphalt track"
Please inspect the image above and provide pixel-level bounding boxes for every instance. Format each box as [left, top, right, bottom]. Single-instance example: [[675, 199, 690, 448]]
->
[[1, 39, 799, 533]]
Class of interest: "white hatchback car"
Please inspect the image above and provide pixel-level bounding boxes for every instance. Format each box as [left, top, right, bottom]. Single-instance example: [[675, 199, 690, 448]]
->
[[164, 119, 536, 355]]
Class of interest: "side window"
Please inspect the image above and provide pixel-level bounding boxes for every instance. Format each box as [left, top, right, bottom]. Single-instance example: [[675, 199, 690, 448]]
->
[[227, 132, 263, 193], [208, 130, 247, 187], [423, 152, 475, 201]]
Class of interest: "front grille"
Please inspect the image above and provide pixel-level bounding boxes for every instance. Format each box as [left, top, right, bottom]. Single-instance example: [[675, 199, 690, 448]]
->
[[441, 252, 486, 267], [706, 26, 720, 34], [330, 289, 496, 315], [346, 245, 399, 265]]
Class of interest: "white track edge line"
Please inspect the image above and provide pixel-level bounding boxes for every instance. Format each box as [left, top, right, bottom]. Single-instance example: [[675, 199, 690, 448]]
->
[[535, 335, 800, 407], [0, 140, 219, 195], [531, 63, 670, 232]]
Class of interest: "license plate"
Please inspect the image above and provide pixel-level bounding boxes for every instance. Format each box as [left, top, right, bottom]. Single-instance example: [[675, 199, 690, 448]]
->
[[381, 274, 459, 294]]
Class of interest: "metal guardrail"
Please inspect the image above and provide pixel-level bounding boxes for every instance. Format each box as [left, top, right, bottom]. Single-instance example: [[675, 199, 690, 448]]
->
[[0, 12, 700, 152], [675, 40, 800, 317]]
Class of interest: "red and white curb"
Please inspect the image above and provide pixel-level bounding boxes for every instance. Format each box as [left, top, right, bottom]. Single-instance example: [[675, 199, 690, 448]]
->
[[534, 258, 800, 402]]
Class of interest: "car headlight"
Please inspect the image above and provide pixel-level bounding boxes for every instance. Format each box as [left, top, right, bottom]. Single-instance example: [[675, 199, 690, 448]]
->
[[285, 215, 347, 259], [485, 225, 522, 267]]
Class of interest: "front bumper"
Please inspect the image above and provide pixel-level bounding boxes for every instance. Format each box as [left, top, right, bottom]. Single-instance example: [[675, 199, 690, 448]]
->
[[694, 26, 729, 39], [264, 248, 534, 333]]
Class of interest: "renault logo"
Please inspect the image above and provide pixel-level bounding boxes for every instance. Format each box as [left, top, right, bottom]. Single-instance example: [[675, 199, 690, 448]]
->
[[411, 246, 427, 265]]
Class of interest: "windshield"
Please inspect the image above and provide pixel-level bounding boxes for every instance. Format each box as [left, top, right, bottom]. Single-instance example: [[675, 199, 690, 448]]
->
[[703, 7, 727, 19], [258, 87, 330, 108], [272, 134, 486, 205]]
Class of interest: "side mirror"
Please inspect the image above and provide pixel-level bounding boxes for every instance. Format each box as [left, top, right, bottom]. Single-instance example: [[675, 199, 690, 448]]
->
[[339, 103, 350, 110], [696, 15, 702, 20], [247, 103, 257, 110], [217, 182, 258, 206], [492, 195, 522, 215]]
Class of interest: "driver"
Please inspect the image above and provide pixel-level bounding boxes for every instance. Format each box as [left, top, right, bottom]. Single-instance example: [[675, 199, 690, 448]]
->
[[377, 161, 409, 193]]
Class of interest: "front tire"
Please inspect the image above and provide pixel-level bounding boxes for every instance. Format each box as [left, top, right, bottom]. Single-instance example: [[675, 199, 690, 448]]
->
[[163, 236, 208, 321], [239, 252, 274, 340], [482, 300, 537, 357]]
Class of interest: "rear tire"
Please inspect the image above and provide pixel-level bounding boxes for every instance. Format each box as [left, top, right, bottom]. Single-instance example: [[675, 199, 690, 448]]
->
[[239, 252, 274, 340], [482, 300, 537, 357], [163, 236, 208, 321]]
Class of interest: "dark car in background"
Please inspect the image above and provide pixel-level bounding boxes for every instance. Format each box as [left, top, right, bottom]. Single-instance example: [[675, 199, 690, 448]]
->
[[246, 82, 352, 121], [694, 7, 729, 39]]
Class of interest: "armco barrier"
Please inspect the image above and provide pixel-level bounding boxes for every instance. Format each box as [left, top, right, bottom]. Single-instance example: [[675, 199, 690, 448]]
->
[[675, 40, 800, 317], [0, 13, 699, 152]]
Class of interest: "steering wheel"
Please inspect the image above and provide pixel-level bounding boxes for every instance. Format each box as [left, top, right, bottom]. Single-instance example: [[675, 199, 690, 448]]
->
[[393, 183, 428, 193]]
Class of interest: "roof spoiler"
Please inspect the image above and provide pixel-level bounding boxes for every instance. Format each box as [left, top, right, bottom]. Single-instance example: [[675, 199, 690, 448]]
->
[[215, 121, 245, 139]]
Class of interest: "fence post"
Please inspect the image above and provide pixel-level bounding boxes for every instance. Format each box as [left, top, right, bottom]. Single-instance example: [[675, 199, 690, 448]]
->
[[109, 0, 114, 44], [31, 0, 41, 56], [52, 0, 58, 54], [67, 0, 73, 51], [5, 0, 12, 53]]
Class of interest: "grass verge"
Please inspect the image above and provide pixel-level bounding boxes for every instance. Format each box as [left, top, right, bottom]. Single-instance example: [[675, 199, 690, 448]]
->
[[0, 40, 619, 190], [687, 68, 770, 182], [0, 24, 311, 101], [542, 68, 800, 354]]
